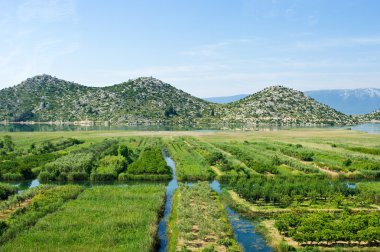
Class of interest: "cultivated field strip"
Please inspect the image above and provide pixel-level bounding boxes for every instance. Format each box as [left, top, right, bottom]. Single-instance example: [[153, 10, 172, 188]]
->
[[1, 185, 166, 252]]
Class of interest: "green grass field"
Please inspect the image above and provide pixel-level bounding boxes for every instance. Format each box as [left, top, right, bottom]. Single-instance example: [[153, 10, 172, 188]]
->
[[2, 185, 166, 252]]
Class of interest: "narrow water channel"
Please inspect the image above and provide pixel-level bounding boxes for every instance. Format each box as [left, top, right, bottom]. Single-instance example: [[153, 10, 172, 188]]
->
[[157, 152, 178, 252], [210, 180, 273, 252]]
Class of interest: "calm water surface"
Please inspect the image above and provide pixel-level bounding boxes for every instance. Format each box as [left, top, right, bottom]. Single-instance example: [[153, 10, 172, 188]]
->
[[210, 180, 273, 252], [3, 123, 379, 133], [157, 153, 178, 252]]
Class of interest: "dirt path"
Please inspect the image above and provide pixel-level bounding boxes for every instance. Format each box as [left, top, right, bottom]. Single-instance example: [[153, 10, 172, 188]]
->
[[315, 166, 340, 178], [261, 220, 300, 249], [0, 199, 32, 220], [211, 166, 223, 176]]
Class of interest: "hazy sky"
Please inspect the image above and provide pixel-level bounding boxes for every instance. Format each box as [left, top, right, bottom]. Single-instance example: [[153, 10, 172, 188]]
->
[[1, 0, 380, 97]]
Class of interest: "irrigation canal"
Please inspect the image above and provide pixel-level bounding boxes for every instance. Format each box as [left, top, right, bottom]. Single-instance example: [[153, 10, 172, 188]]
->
[[8, 152, 273, 252]]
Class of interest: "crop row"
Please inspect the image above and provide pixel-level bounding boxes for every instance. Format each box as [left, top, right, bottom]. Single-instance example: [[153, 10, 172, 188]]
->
[[0, 136, 83, 180], [276, 211, 380, 245], [165, 137, 214, 181], [168, 182, 241, 251]]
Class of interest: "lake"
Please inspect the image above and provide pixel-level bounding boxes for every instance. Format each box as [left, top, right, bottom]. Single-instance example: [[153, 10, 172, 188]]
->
[[0, 123, 379, 134]]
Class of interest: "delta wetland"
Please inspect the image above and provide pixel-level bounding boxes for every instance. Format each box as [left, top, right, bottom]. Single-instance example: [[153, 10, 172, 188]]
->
[[0, 127, 379, 251]]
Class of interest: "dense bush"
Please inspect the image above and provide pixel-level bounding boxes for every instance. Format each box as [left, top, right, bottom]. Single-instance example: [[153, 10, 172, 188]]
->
[[0, 138, 79, 180], [280, 144, 314, 161], [0, 136, 15, 152], [357, 182, 380, 205], [225, 175, 357, 206], [42, 153, 94, 180], [215, 143, 279, 174], [344, 146, 380, 155], [126, 147, 170, 175], [0, 187, 40, 213], [0, 183, 17, 200], [118, 173, 171, 181], [30, 138, 83, 154], [91, 155, 126, 181], [39, 139, 118, 181]]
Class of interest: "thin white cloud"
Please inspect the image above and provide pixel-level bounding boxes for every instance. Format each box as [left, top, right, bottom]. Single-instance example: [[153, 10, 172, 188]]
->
[[181, 39, 252, 58], [296, 36, 380, 50], [17, 0, 76, 22]]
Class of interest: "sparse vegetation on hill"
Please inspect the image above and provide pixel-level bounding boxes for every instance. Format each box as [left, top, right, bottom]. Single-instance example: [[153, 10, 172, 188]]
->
[[358, 109, 380, 122], [217, 86, 356, 125], [0, 75, 355, 125]]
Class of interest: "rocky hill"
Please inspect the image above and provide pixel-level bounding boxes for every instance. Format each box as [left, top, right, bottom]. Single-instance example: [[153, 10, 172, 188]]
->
[[0, 76, 355, 125], [216, 86, 356, 125], [357, 110, 380, 122], [0, 75, 214, 124]]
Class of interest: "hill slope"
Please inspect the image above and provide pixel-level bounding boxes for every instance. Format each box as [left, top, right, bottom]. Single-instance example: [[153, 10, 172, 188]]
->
[[0, 76, 355, 125], [217, 86, 355, 125], [0, 75, 214, 123], [305, 88, 380, 115], [357, 110, 380, 122]]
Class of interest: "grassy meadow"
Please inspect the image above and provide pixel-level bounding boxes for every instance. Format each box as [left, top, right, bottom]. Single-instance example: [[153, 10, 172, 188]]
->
[[2, 185, 166, 251]]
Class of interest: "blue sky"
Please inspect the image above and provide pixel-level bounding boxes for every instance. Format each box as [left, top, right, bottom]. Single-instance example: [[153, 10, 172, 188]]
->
[[0, 0, 380, 97]]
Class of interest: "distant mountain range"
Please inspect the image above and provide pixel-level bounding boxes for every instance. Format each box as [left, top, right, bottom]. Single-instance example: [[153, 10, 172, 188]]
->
[[204, 88, 380, 115], [305, 89, 380, 115], [0, 75, 357, 125], [204, 94, 249, 104]]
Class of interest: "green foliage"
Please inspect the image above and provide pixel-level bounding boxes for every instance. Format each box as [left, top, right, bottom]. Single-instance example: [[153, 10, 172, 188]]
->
[[216, 143, 279, 174], [0, 136, 15, 152], [39, 139, 117, 181], [30, 138, 83, 154], [117, 144, 133, 163], [164, 105, 178, 117], [0, 137, 82, 180], [166, 138, 215, 181], [0, 185, 84, 244], [0, 187, 40, 214], [344, 146, 380, 155], [280, 144, 314, 161], [91, 155, 126, 181], [343, 158, 352, 167], [126, 146, 170, 175], [357, 182, 380, 205], [276, 211, 380, 245], [42, 153, 94, 181], [0, 183, 17, 200], [225, 174, 357, 205], [118, 145, 171, 181]]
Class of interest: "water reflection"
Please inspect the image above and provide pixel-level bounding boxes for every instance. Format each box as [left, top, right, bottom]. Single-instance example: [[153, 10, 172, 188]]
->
[[209, 180, 273, 252], [157, 152, 178, 252]]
